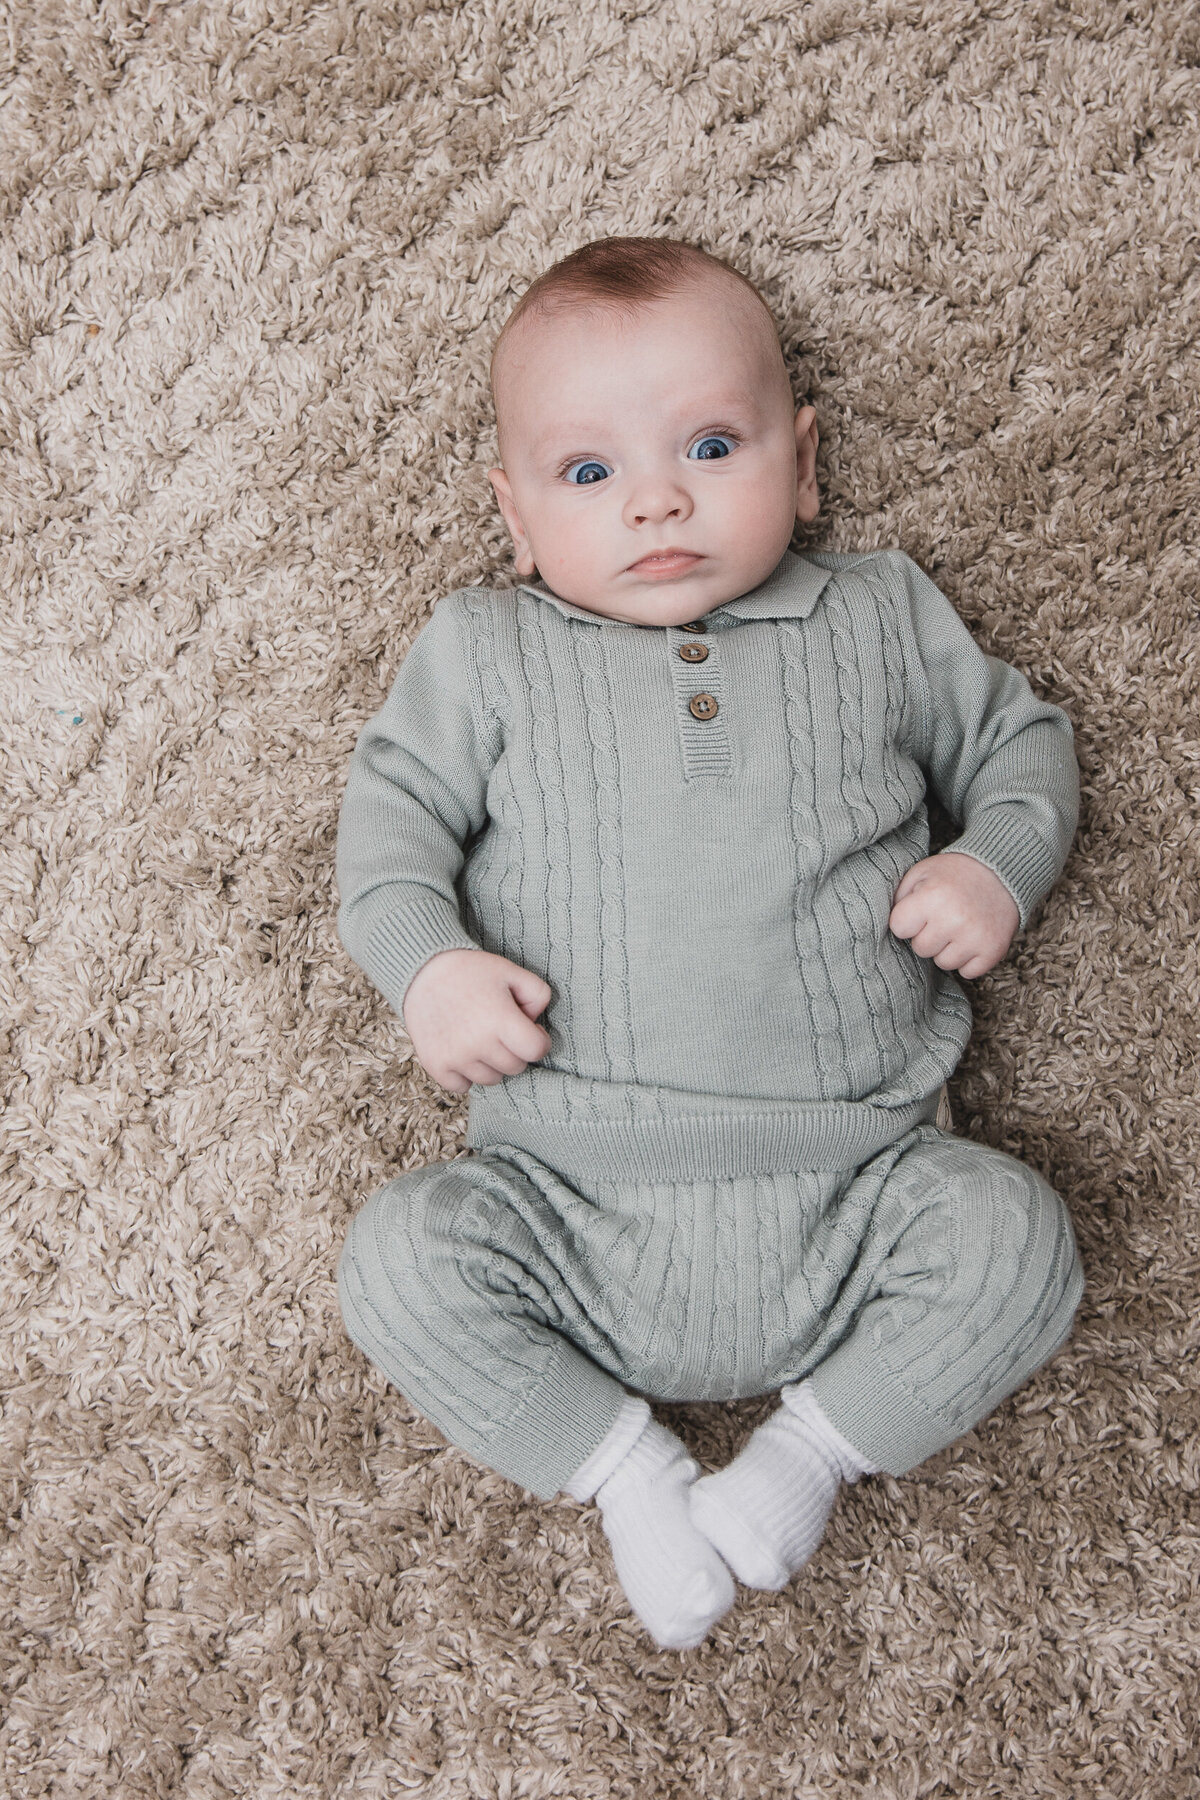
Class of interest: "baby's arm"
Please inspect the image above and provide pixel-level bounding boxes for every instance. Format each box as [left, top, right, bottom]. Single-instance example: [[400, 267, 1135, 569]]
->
[[888, 554, 1079, 976], [336, 594, 552, 1089]]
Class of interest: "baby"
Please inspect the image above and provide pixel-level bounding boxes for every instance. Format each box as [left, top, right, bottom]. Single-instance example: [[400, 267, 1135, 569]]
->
[[335, 237, 1084, 1649]]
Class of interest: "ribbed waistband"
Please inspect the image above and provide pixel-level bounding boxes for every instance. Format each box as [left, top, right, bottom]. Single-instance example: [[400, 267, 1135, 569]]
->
[[466, 1088, 942, 1181]]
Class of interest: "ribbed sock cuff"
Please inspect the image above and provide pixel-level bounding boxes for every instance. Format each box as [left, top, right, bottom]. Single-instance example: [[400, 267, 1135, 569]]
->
[[563, 1393, 652, 1501], [781, 1379, 878, 1481]]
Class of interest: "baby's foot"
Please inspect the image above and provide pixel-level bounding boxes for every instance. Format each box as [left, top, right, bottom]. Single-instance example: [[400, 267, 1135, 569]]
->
[[689, 1381, 874, 1591], [591, 1417, 735, 1649]]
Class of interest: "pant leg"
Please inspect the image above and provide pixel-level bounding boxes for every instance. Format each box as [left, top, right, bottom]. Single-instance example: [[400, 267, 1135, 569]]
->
[[805, 1128, 1084, 1475], [337, 1151, 632, 1500]]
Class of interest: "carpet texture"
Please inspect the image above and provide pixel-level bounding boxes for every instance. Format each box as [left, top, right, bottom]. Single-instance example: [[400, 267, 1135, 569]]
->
[[2, 1, 1198, 1795]]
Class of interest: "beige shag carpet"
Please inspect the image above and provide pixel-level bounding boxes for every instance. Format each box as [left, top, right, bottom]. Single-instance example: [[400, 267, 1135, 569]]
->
[[2, 1, 1199, 1795]]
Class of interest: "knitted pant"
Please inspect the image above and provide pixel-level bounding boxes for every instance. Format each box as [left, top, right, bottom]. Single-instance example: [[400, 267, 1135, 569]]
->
[[337, 1125, 1083, 1500]]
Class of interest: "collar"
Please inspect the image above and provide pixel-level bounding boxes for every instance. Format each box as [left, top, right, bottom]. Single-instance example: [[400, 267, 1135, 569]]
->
[[516, 549, 834, 627]]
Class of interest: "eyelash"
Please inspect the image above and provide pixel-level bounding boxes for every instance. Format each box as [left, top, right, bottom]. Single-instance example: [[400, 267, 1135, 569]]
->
[[556, 430, 744, 483], [560, 457, 612, 485], [688, 431, 740, 461]]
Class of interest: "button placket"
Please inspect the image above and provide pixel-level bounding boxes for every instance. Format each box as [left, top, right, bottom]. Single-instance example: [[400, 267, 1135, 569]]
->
[[668, 628, 731, 779]]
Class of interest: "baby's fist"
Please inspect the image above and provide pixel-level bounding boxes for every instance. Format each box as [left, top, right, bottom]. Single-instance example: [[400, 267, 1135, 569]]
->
[[403, 948, 553, 1093], [888, 852, 1019, 979]]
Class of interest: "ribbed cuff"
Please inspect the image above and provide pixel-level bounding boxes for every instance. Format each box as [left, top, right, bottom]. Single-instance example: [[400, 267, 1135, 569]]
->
[[942, 811, 1062, 930], [779, 1379, 877, 1480], [359, 893, 482, 1013], [497, 1342, 632, 1500], [468, 1089, 942, 1181], [563, 1393, 652, 1501], [808, 1354, 961, 1477], [338, 1208, 628, 1502]]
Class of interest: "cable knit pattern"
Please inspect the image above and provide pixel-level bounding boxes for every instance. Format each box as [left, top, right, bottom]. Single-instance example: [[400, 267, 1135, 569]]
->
[[777, 613, 848, 1103], [336, 548, 1079, 1177], [568, 621, 638, 1105], [458, 588, 508, 755], [514, 596, 577, 1109], [337, 1128, 1083, 1496], [829, 577, 924, 1089]]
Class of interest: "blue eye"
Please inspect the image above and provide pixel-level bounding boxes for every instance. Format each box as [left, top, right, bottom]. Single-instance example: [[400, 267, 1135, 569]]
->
[[565, 459, 612, 485], [689, 435, 736, 461]]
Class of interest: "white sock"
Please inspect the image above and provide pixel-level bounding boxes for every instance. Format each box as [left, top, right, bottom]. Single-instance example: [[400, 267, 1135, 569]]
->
[[563, 1394, 653, 1502], [564, 1397, 735, 1650], [689, 1381, 876, 1591]]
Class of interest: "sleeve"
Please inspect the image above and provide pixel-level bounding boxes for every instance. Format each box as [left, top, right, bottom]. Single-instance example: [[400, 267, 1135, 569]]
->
[[894, 553, 1080, 930], [335, 594, 498, 1017]]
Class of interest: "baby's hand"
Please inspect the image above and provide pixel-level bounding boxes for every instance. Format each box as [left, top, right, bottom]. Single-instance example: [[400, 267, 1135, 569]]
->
[[888, 852, 1019, 979], [402, 948, 553, 1093]]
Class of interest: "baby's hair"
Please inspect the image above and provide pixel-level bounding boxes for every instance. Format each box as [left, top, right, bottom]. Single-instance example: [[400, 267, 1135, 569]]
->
[[490, 236, 778, 387]]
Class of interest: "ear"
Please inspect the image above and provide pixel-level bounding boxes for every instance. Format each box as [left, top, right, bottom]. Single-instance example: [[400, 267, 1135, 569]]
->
[[794, 405, 820, 524], [488, 468, 538, 577]]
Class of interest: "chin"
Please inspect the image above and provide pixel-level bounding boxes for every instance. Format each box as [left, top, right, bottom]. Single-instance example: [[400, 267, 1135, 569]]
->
[[622, 593, 714, 628]]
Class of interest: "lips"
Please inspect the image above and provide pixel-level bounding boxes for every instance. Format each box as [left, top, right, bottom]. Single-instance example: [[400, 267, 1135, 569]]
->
[[626, 549, 704, 579]]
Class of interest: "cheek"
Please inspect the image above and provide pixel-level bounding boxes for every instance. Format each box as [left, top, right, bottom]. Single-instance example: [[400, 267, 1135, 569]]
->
[[530, 496, 616, 575], [713, 467, 796, 551]]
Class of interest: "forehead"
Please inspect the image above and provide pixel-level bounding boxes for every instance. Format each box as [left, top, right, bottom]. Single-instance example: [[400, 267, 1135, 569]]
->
[[492, 275, 787, 440]]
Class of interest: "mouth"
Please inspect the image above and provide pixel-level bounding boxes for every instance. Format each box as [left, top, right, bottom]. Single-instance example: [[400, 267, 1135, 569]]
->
[[626, 549, 705, 580]]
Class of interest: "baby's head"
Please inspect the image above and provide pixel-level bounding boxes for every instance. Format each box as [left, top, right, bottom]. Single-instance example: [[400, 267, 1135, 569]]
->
[[488, 238, 819, 627]]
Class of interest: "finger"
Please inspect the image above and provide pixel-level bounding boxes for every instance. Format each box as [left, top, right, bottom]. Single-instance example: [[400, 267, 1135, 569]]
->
[[888, 895, 928, 940], [891, 868, 922, 907], [957, 944, 1002, 979], [507, 965, 553, 1019], [460, 1058, 508, 1087], [891, 889, 951, 940], [907, 922, 953, 961], [892, 858, 937, 905], [933, 940, 968, 970], [435, 1067, 471, 1095], [479, 1039, 529, 1077], [499, 1009, 552, 1063]]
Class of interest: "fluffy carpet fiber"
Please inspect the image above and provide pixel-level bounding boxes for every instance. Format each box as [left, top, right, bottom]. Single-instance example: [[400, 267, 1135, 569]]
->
[[2, 1, 1198, 1794]]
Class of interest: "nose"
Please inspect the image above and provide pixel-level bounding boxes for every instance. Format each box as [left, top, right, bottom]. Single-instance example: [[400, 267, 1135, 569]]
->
[[623, 472, 694, 530]]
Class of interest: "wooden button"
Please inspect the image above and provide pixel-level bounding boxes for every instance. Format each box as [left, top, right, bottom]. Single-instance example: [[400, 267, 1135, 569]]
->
[[688, 692, 719, 720], [678, 642, 709, 662], [681, 621, 705, 633]]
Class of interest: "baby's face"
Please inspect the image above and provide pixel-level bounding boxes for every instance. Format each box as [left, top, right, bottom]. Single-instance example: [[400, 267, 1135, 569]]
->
[[489, 277, 818, 626]]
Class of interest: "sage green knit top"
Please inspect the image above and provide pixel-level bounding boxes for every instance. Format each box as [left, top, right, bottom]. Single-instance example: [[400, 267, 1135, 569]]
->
[[336, 550, 1078, 1181]]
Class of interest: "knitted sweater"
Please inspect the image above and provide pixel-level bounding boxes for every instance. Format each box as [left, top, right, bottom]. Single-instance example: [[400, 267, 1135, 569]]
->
[[336, 550, 1078, 1181]]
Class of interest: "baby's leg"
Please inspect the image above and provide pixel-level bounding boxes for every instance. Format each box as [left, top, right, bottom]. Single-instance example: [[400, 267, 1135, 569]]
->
[[692, 1130, 1083, 1587], [338, 1150, 732, 1646]]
